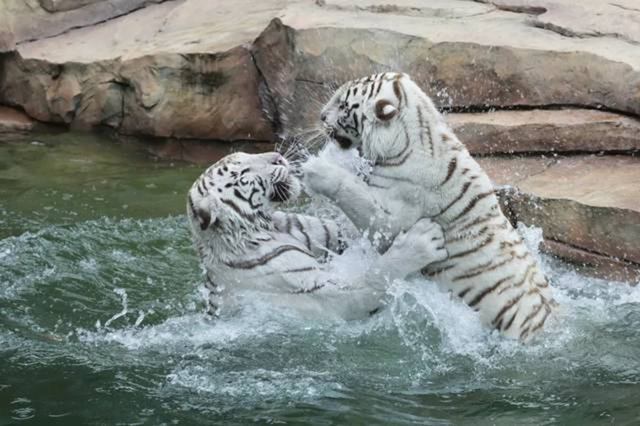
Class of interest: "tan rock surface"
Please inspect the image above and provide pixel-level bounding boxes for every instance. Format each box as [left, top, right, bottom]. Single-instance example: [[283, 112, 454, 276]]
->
[[0, 106, 41, 133], [4, 1, 640, 141], [447, 109, 640, 154], [479, 155, 640, 281], [483, 0, 640, 45], [4, 0, 169, 44], [15, 0, 640, 69], [0, 50, 275, 140]]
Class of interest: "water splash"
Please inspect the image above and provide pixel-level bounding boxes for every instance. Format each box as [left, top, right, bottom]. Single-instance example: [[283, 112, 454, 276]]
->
[[103, 288, 128, 329]]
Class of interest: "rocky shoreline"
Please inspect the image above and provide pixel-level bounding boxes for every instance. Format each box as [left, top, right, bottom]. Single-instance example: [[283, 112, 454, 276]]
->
[[1, 0, 639, 282]]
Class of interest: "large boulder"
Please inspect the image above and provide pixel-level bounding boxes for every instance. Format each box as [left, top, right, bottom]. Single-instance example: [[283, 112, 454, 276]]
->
[[480, 156, 640, 282], [4, 0, 640, 142], [0, 50, 275, 141]]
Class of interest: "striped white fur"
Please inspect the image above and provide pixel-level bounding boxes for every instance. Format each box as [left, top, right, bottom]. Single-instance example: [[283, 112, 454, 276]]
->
[[303, 72, 557, 342], [187, 151, 448, 319]]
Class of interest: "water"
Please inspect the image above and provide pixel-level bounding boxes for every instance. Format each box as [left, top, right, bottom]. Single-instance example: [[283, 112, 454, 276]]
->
[[1, 133, 640, 425]]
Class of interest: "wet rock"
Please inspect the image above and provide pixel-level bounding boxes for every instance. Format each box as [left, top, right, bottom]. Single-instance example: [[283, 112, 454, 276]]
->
[[447, 109, 640, 155], [480, 156, 640, 282], [0, 106, 40, 133], [542, 239, 640, 284]]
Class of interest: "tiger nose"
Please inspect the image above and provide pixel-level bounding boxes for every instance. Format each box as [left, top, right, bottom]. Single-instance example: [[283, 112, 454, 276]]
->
[[271, 153, 287, 166], [320, 111, 328, 122]]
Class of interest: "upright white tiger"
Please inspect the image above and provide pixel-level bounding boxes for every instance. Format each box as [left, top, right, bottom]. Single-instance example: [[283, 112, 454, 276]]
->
[[303, 72, 557, 342], [187, 151, 448, 319]]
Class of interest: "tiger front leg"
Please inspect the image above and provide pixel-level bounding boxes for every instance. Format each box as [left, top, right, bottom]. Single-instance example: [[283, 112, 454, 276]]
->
[[302, 156, 392, 242]]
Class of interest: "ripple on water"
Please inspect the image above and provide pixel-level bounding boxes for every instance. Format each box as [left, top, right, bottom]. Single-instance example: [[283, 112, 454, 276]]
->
[[2, 192, 640, 423]]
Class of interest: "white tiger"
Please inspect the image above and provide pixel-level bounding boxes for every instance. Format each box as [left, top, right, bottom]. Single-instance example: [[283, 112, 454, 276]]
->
[[186, 151, 448, 319], [303, 72, 557, 341]]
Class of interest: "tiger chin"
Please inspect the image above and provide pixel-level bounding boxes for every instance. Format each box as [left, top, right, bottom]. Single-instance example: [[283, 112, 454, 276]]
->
[[303, 72, 557, 343], [187, 151, 449, 320]]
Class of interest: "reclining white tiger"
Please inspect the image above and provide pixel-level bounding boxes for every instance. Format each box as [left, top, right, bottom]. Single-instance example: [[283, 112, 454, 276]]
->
[[186, 151, 448, 319], [303, 72, 557, 342]]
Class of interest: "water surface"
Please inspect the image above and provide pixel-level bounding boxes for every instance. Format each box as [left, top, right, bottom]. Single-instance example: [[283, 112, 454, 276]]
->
[[1, 133, 639, 425]]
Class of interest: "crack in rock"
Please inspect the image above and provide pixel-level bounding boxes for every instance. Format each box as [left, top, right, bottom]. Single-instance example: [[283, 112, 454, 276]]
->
[[529, 18, 640, 47]]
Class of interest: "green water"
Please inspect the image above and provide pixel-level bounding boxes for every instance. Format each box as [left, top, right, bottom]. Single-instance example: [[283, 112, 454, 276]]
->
[[1, 133, 640, 425]]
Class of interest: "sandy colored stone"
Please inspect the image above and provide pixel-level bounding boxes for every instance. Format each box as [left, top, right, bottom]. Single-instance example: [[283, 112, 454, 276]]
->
[[542, 240, 640, 284], [484, 0, 640, 45], [447, 109, 640, 154], [118, 50, 275, 141], [39, 0, 104, 13], [0, 106, 40, 133], [0, 49, 275, 141], [47, 73, 83, 124], [480, 156, 640, 268], [3, 1, 640, 141], [15, 0, 640, 70], [295, 27, 639, 125], [5, 0, 169, 44]]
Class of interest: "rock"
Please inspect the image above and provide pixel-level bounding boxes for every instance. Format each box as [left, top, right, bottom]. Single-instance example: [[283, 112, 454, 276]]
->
[[447, 109, 640, 155], [0, 54, 65, 123], [39, 1, 104, 13], [117, 51, 275, 141], [4, 1, 640, 142], [0, 50, 275, 141], [542, 239, 640, 283], [484, 0, 640, 45], [47, 73, 83, 124], [479, 156, 640, 282], [250, 18, 297, 138], [0, 106, 41, 133], [281, 28, 640, 138], [6, 0, 170, 44]]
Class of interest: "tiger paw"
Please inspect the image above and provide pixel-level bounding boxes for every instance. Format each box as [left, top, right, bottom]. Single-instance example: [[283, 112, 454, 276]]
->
[[302, 156, 347, 198], [391, 218, 448, 271]]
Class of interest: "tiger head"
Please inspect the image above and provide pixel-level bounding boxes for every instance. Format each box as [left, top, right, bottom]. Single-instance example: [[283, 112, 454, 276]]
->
[[187, 152, 300, 239], [320, 72, 441, 161]]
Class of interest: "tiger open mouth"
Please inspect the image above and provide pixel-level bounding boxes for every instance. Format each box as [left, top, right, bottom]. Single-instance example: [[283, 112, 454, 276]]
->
[[326, 127, 353, 150], [333, 135, 353, 149]]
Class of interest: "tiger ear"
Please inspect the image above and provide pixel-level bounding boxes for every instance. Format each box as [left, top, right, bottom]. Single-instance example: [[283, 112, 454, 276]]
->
[[375, 99, 398, 121]]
